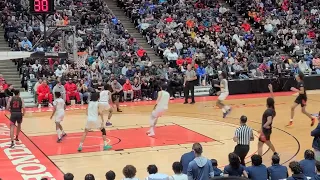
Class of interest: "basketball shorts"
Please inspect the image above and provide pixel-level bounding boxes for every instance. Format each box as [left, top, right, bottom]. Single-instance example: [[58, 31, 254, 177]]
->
[[86, 117, 102, 130], [218, 92, 229, 101], [259, 129, 272, 142], [295, 96, 307, 107], [99, 102, 111, 111], [152, 108, 167, 118], [10, 112, 23, 125], [55, 112, 65, 123]]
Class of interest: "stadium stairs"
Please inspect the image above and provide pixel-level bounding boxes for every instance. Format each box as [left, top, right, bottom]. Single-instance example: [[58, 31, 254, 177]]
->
[[105, 0, 163, 65]]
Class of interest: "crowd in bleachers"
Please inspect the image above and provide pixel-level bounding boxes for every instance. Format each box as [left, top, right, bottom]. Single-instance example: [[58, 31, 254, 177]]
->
[[29, 142, 320, 180], [119, 0, 320, 79]]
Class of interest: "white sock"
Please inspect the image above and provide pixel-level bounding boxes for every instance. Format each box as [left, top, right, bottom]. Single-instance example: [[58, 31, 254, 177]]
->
[[150, 127, 155, 134], [79, 142, 83, 147], [61, 130, 65, 135], [104, 141, 107, 146], [224, 106, 230, 110], [290, 119, 293, 122], [57, 129, 62, 139], [222, 108, 226, 113]]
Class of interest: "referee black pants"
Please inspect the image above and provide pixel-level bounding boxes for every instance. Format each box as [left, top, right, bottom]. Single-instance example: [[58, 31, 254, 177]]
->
[[184, 81, 195, 103], [234, 144, 250, 166]]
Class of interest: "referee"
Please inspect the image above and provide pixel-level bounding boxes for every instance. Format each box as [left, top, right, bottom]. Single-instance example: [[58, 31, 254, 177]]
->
[[183, 64, 197, 104], [233, 115, 254, 166]]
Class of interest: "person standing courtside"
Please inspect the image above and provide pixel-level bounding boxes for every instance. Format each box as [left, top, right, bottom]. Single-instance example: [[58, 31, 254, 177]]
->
[[184, 64, 197, 104], [233, 115, 254, 166], [7, 90, 25, 148]]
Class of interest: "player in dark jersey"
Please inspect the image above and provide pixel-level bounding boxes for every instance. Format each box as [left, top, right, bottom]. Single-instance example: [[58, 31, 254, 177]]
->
[[258, 84, 279, 156], [6, 89, 25, 148], [287, 72, 316, 127]]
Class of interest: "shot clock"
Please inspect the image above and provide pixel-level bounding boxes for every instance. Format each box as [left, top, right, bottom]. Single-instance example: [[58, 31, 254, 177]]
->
[[29, 0, 55, 14]]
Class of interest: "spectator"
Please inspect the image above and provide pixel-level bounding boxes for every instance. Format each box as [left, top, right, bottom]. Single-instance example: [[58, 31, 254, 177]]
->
[[0, 85, 7, 110], [169, 162, 187, 180], [187, 143, 214, 180], [223, 153, 247, 177], [78, 80, 90, 104], [132, 78, 142, 101], [287, 161, 308, 180], [64, 173, 74, 180], [85, 174, 95, 180], [53, 80, 66, 101], [65, 78, 81, 104], [267, 154, 288, 180], [122, 165, 139, 180], [311, 113, 320, 161], [298, 60, 311, 74], [55, 66, 64, 78], [146, 164, 168, 180], [180, 144, 196, 174], [246, 154, 267, 180], [34, 79, 43, 94], [211, 159, 223, 177], [106, 171, 116, 180], [4, 84, 14, 97], [313, 161, 320, 180], [300, 150, 316, 178], [123, 79, 134, 101], [37, 80, 53, 108], [111, 79, 123, 112], [197, 64, 206, 86]]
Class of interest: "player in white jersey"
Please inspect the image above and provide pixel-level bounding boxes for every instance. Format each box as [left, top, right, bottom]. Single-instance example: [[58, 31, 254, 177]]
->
[[147, 83, 170, 137], [214, 72, 232, 118], [78, 92, 112, 152], [99, 84, 113, 126], [50, 92, 67, 143]]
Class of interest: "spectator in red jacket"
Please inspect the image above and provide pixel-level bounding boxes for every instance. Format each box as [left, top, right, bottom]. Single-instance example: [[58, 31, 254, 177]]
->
[[65, 78, 81, 104], [37, 80, 53, 108], [122, 79, 133, 101]]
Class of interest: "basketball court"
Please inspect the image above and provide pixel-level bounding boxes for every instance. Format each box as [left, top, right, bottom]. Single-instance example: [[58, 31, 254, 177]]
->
[[0, 91, 319, 180]]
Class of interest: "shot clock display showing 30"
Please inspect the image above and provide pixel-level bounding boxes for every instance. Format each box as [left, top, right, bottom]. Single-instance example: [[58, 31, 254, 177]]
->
[[29, 0, 55, 14]]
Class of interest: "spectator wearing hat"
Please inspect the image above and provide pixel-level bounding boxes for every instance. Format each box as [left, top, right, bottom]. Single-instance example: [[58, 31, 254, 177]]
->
[[37, 80, 53, 108], [65, 78, 80, 104]]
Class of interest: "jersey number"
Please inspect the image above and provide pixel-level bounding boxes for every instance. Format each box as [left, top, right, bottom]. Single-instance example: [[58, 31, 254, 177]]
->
[[12, 101, 20, 108]]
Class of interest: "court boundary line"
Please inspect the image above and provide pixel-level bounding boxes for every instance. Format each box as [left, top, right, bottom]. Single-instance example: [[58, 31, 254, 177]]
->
[[165, 112, 300, 165], [4, 114, 65, 175]]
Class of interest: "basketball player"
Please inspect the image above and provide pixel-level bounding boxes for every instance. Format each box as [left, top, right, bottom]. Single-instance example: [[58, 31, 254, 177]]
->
[[147, 83, 170, 137], [78, 93, 112, 152], [6, 90, 25, 148], [258, 84, 279, 156], [287, 72, 316, 127], [214, 72, 231, 118], [50, 92, 67, 143], [99, 84, 113, 126]]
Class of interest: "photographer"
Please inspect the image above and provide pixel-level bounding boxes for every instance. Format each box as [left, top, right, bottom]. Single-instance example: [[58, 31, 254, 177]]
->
[[168, 74, 183, 99]]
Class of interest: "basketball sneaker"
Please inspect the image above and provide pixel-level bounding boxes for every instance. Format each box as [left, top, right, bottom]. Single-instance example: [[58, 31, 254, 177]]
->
[[78, 146, 83, 152], [9, 143, 15, 149], [62, 133, 67, 138], [105, 122, 112, 126], [286, 121, 293, 127], [14, 136, 19, 141], [103, 145, 112, 151], [57, 138, 62, 143]]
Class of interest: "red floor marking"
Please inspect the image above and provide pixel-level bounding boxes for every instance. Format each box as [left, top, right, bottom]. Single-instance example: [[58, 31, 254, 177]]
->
[[0, 112, 64, 180], [29, 125, 214, 156], [25, 91, 294, 113]]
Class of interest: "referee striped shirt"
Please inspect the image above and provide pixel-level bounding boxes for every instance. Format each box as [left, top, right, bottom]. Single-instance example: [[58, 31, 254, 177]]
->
[[234, 125, 253, 145]]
